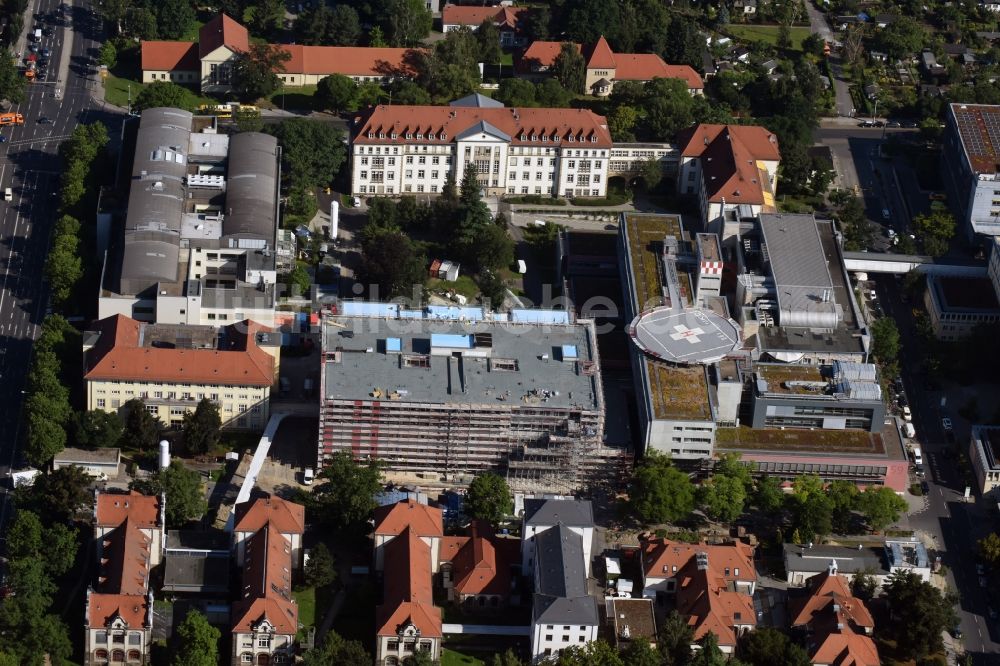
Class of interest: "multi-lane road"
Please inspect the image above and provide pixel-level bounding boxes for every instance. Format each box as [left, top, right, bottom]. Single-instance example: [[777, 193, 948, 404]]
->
[[0, 0, 123, 525]]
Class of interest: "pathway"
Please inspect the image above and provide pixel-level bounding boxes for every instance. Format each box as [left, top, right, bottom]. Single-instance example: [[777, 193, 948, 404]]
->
[[804, 1, 854, 116]]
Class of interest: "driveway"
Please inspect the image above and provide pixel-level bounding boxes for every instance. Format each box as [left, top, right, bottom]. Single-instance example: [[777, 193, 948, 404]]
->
[[804, 1, 854, 116]]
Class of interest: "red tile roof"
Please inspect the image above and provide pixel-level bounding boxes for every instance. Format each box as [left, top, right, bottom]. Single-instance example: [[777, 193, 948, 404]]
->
[[88, 593, 149, 630], [234, 495, 305, 536], [585, 36, 617, 70], [520, 41, 578, 72], [790, 571, 879, 666], [677, 124, 780, 205], [643, 539, 756, 649], [376, 527, 442, 638], [278, 45, 421, 77], [373, 500, 443, 538], [614, 56, 702, 89], [439, 522, 519, 597], [442, 4, 526, 29], [199, 13, 249, 59], [141, 41, 198, 72], [96, 491, 161, 529], [231, 524, 298, 634], [84, 315, 275, 388], [354, 105, 613, 148], [97, 519, 152, 596]]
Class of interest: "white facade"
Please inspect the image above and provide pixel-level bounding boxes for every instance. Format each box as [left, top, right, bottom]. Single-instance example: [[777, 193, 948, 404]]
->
[[85, 609, 153, 666], [971, 425, 1000, 498], [231, 617, 296, 666], [530, 622, 599, 662]]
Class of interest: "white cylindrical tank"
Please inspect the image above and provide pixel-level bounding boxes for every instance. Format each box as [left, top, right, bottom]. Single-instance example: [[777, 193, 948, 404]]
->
[[158, 440, 170, 469], [330, 200, 339, 240]]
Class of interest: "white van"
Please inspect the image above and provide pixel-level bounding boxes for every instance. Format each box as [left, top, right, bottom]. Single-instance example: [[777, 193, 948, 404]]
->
[[4, 188, 11, 202], [302, 468, 314, 485], [903, 405, 912, 422], [903, 422, 916, 439], [912, 446, 923, 465]]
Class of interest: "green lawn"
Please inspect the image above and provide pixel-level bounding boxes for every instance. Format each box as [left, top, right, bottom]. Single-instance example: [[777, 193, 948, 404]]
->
[[293, 587, 317, 628], [267, 85, 319, 111], [102, 73, 216, 110], [441, 649, 486, 666], [726, 24, 813, 51]]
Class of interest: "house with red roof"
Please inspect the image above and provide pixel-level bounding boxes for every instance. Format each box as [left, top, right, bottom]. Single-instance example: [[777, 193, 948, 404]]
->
[[789, 564, 879, 666], [438, 521, 521, 610], [85, 491, 164, 666], [676, 124, 781, 237], [229, 495, 305, 665], [140, 13, 421, 93], [640, 538, 757, 654], [520, 36, 704, 97], [83, 314, 279, 431], [441, 4, 529, 47]]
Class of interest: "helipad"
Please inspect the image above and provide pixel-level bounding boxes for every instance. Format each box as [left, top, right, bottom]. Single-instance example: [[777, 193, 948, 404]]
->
[[628, 306, 741, 365]]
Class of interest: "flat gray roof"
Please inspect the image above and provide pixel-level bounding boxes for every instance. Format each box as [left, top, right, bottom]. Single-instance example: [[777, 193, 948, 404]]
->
[[224, 133, 279, 241], [782, 542, 888, 575], [524, 499, 594, 527], [54, 447, 121, 465], [323, 317, 602, 411], [162, 554, 231, 593]]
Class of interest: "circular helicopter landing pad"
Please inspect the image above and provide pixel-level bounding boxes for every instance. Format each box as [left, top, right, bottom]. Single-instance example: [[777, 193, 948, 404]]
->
[[628, 306, 741, 365]]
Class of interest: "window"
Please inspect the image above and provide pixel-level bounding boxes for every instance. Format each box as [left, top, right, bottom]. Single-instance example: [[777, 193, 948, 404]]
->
[[510, 157, 518, 166], [242, 655, 253, 663], [432, 171, 439, 179], [418, 156, 426, 164], [360, 157, 368, 165], [257, 635, 272, 648], [360, 170, 368, 179], [432, 157, 440, 164], [97, 399, 106, 408], [568, 160, 576, 168], [417, 170, 425, 178], [509, 172, 516, 180], [545, 635, 553, 641], [522, 172, 530, 180], [406, 156, 413, 164], [566, 174, 573, 182], [144, 405, 157, 415]]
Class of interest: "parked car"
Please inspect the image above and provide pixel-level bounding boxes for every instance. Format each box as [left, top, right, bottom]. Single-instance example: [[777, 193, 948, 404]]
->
[[942, 417, 953, 431], [882, 208, 891, 220], [921, 481, 929, 494], [977, 563, 987, 576], [886, 120, 901, 128], [903, 406, 912, 422], [951, 625, 963, 639], [988, 605, 998, 620]]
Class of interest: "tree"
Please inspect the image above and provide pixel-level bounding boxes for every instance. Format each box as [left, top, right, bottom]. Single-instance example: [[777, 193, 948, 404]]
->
[[301, 630, 371, 666], [883, 570, 957, 660], [520, 6, 550, 42], [316, 74, 359, 114], [497, 78, 537, 107], [490, 650, 525, 666], [643, 77, 696, 140], [132, 461, 206, 528], [122, 398, 162, 450], [552, 42, 585, 94], [133, 81, 195, 112], [699, 474, 747, 523], [231, 44, 291, 102], [875, 15, 926, 60], [476, 20, 503, 65], [123, 7, 159, 40], [858, 485, 908, 532], [387, 80, 431, 105], [312, 451, 384, 530], [358, 227, 426, 299], [827, 479, 859, 534], [329, 5, 362, 46], [659, 610, 694, 665], [662, 14, 704, 69], [17, 465, 93, 524], [267, 119, 347, 190], [24, 399, 67, 467], [472, 223, 514, 272], [386, 0, 432, 47], [851, 567, 878, 601], [738, 627, 810, 666], [156, 0, 195, 40], [44, 216, 82, 307], [369, 25, 387, 47], [286, 265, 311, 296], [249, 0, 285, 37], [753, 475, 785, 512], [304, 542, 337, 588], [73, 409, 123, 449], [0, 48, 27, 104], [554, 639, 623, 666], [789, 474, 833, 542], [565, 0, 621, 45], [690, 632, 728, 666], [870, 317, 900, 365], [7, 511, 77, 578], [776, 24, 792, 49], [630, 452, 696, 524], [477, 269, 507, 309], [912, 206, 955, 257], [181, 398, 222, 455], [620, 640, 661, 666], [404, 653, 436, 666], [465, 473, 513, 526], [98, 41, 117, 69], [979, 532, 1000, 568], [416, 28, 481, 102], [535, 78, 572, 107], [172, 609, 220, 666]]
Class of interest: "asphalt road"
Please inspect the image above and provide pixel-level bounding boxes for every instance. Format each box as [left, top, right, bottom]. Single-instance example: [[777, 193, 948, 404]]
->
[[0, 0, 124, 530], [875, 274, 1000, 661]]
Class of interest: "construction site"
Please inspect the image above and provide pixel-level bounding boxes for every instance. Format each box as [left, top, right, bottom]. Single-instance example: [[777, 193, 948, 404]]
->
[[317, 303, 630, 492]]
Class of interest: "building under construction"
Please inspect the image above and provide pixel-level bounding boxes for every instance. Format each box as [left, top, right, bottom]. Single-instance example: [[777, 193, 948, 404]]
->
[[317, 302, 628, 492]]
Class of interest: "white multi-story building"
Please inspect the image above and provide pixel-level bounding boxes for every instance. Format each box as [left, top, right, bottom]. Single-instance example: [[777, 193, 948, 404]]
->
[[943, 103, 1000, 240], [349, 95, 614, 198]]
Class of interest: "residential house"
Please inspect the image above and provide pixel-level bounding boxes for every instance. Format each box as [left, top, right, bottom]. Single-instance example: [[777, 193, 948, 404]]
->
[[789, 564, 879, 666], [83, 315, 278, 431], [229, 496, 305, 666], [373, 499, 444, 572], [529, 524, 600, 663], [374, 502, 445, 665], [521, 498, 594, 578], [519, 36, 703, 96], [981, 0, 1000, 12], [53, 447, 121, 479], [232, 495, 305, 569], [439, 521, 521, 611], [85, 491, 164, 666], [873, 14, 899, 28], [760, 59, 779, 75], [639, 538, 756, 654], [864, 83, 880, 100], [141, 13, 421, 92], [606, 598, 657, 650], [734, 0, 757, 14], [783, 539, 930, 588], [676, 124, 781, 235], [921, 50, 947, 77], [441, 4, 527, 47]]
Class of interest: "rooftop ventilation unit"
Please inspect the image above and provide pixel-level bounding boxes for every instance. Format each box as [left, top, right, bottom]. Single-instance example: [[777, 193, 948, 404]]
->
[[187, 174, 225, 189]]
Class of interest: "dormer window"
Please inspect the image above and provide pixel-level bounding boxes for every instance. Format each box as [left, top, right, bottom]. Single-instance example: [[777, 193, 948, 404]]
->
[[734, 567, 739, 576], [541, 135, 548, 142], [520, 134, 527, 141], [568, 135, 575, 142], [554, 135, 560, 142], [530, 134, 537, 141], [591, 136, 597, 143], [390, 132, 397, 139], [367, 132, 374, 139], [416, 133, 423, 139], [441, 133, 447, 140], [406, 132, 412, 139]]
